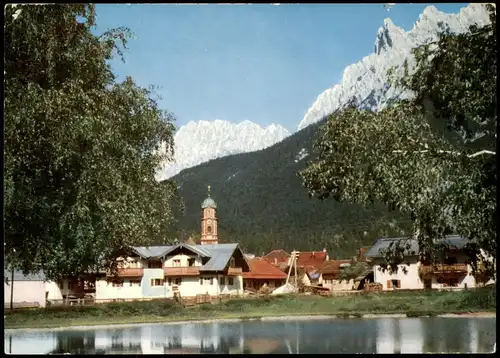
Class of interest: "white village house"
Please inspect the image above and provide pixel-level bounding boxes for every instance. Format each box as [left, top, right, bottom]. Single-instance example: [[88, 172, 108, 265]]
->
[[96, 242, 249, 301], [92, 186, 250, 301], [365, 235, 494, 291], [4, 270, 63, 308]]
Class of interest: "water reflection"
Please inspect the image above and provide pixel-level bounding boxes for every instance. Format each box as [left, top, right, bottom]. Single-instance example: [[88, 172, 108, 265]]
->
[[4, 317, 496, 354]]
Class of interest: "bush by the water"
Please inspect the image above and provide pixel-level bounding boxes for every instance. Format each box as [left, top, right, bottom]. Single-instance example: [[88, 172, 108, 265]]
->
[[4, 289, 495, 329]]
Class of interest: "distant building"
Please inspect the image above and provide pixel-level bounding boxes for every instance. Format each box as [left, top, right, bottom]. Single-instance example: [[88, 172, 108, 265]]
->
[[243, 258, 287, 292], [318, 260, 353, 291], [292, 249, 329, 270], [262, 249, 290, 271], [365, 235, 486, 291], [283, 249, 329, 287]]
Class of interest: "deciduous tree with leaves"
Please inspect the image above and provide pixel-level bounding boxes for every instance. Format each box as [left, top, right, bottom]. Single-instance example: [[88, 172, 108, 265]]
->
[[299, 4, 496, 276], [4, 4, 180, 281]]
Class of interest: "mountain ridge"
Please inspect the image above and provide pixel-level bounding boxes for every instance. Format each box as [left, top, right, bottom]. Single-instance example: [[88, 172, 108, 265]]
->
[[156, 119, 290, 180], [298, 3, 491, 131]]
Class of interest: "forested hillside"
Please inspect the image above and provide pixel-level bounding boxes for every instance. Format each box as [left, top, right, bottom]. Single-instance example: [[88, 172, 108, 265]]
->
[[165, 118, 412, 258]]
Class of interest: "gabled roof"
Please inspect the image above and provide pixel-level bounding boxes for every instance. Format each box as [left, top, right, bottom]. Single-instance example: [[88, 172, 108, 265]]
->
[[319, 260, 352, 275], [262, 249, 290, 265], [161, 243, 211, 258], [365, 235, 468, 258], [130, 243, 248, 272], [197, 243, 242, 272], [296, 251, 327, 269], [307, 271, 321, 280], [243, 258, 288, 280], [132, 246, 173, 259]]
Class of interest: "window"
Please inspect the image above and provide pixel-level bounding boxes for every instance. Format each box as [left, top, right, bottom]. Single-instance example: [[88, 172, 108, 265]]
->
[[150, 278, 163, 286], [112, 280, 124, 288], [188, 258, 196, 267], [207, 226, 212, 234], [437, 277, 460, 287], [129, 279, 141, 287], [229, 257, 236, 268], [173, 259, 181, 267], [220, 277, 226, 285], [228, 277, 234, 286], [168, 278, 173, 286], [175, 278, 182, 286], [201, 277, 212, 285], [387, 280, 401, 289]]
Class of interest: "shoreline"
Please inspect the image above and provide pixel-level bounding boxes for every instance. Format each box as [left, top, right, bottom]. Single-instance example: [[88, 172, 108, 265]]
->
[[4, 312, 496, 333]]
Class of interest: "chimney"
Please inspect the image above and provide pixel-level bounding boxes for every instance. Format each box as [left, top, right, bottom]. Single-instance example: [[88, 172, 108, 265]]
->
[[323, 248, 327, 253], [274, 258, 277, 265]]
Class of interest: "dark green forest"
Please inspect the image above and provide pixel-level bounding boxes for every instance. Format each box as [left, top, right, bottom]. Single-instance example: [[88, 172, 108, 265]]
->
[[164, 118, 413, 258]]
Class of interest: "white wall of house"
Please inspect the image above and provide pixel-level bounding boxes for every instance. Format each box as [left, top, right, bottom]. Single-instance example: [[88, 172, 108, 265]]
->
[[96, 278, 145, 300], [4, 280, 46, 308], [95, 271, 244, 300], [164, 254, 203, 268], [373, 260, 423, 290], [322, 278, 354, 291], [44, 281, 64, 301], [372, 254, 477, 291], [95, 274, 243, 300], [170, 274, 243, 297]]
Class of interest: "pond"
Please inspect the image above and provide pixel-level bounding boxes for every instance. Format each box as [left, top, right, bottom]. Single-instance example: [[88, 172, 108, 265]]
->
[[4, 317, 496, 354]]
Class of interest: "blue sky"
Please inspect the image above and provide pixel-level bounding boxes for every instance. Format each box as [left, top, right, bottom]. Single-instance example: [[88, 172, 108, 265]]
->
[[94, 3, 468, 133]]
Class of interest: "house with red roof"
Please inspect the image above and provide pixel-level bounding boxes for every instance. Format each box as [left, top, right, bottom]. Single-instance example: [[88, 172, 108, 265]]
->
[[318, 260, 353, 291], [243, 258, 287, 293], [294, 249, 329, 270], [282, 249, 329, 287], [262, 249, 290, 271]]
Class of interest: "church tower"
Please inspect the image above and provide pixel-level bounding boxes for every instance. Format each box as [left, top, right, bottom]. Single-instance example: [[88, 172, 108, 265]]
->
[[201, 185, 218, 245]]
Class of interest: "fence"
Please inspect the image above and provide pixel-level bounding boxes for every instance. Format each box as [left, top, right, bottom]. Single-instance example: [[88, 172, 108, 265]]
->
[[44, 293, 243, 308]]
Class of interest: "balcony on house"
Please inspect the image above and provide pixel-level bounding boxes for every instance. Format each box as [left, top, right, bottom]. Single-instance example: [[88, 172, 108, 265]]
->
[[164, 267, 200, 276], [227, 267, 243, 276], [419, 263, 468, 277], [107, 268, 145, 277]]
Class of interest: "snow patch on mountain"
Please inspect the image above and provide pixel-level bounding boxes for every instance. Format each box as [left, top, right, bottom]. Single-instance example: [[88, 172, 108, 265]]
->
[[227, 172, 239, 181], [298, 4, 491, 131], [294, 148, 309, 163], [156, 120, 290, 180]]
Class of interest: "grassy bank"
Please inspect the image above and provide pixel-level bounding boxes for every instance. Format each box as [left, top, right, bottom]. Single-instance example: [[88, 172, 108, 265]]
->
[[5, 288, 496, 330]]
